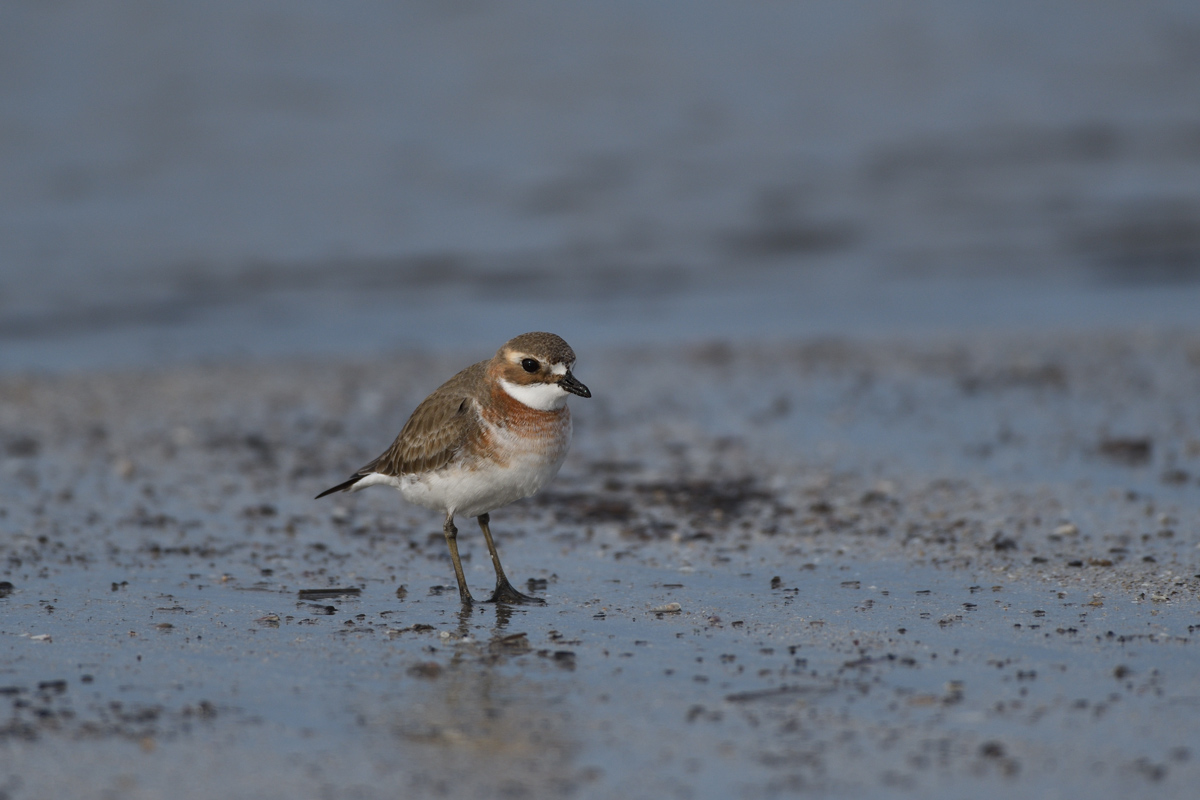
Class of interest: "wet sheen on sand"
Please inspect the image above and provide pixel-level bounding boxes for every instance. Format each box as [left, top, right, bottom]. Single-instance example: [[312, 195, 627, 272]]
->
[[2, 334, 1199, 797]]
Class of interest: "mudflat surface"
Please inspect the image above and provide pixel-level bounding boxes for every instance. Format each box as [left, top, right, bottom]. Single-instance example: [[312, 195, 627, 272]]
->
[[2, 333, 1199, 799]]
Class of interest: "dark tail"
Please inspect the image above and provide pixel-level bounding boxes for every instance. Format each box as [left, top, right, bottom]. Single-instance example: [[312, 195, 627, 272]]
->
[[315, 475, 363, 499]]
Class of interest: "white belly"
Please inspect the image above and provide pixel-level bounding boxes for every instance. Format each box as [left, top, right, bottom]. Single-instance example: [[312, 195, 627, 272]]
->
[[354, 419, 570, 520]]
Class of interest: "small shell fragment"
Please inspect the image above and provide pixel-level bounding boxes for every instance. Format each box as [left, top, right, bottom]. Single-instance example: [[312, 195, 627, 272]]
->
[[652, 602, 682, 613]]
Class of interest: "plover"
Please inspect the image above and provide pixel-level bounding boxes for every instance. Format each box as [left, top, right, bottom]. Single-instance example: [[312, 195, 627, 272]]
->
[[316, 332, 591, 606]]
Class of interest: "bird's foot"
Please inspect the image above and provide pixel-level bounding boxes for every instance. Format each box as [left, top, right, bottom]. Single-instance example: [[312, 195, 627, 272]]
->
[[487, 580, 546, 606]]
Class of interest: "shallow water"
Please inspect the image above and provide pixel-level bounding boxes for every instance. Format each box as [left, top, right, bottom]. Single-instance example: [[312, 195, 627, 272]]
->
[[2, 3, 1200, 371], [3, 531, 1199, 798]]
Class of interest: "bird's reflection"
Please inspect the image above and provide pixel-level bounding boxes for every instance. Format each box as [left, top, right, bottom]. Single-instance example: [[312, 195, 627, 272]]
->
[[359, 603, 591, 796]]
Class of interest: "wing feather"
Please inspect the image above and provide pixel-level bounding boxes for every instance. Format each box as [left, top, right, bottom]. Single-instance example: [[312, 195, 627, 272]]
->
[[362, 361, 487, 477]]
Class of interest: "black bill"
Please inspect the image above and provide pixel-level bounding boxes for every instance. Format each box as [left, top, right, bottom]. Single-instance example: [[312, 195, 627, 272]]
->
[[558, 371, 592, 398]]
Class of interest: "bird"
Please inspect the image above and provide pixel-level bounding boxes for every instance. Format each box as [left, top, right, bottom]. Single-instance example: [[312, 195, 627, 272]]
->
[[316, 332, 591, 606]]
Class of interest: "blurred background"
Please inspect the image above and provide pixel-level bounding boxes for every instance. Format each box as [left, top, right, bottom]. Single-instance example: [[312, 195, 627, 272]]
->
[[2, 1, 1199, 372]]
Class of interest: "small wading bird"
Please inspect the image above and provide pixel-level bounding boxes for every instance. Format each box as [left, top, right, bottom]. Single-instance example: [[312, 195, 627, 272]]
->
[[316, 332, 591, 606]]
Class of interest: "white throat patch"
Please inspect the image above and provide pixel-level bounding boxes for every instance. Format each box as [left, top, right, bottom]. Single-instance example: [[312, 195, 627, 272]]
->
[[500, 378, 570, 411]]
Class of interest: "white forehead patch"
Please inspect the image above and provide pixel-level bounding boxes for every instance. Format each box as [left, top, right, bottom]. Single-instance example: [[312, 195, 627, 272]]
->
[[550, 362, 568, 376], [500, 378, 570, 411]]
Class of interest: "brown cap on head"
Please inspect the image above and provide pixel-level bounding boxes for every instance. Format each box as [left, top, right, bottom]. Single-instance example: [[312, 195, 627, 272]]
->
[[501, 332, 577, 365]]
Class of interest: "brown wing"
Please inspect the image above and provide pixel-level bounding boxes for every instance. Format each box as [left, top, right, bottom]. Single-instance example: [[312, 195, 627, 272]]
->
[[362, 361, 487, 477]]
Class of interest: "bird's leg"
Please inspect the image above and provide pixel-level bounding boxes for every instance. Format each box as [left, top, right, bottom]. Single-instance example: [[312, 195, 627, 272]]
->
[[442, 514, 475, 606], [478, 513, 545, 605]]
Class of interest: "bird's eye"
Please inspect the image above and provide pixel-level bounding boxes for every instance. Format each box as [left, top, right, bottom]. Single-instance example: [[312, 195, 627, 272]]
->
[[521, 358, 539, 373]]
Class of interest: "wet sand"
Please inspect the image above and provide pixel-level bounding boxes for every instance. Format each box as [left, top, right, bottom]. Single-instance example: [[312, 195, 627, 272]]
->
[[2, 331, 1199, 798]]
